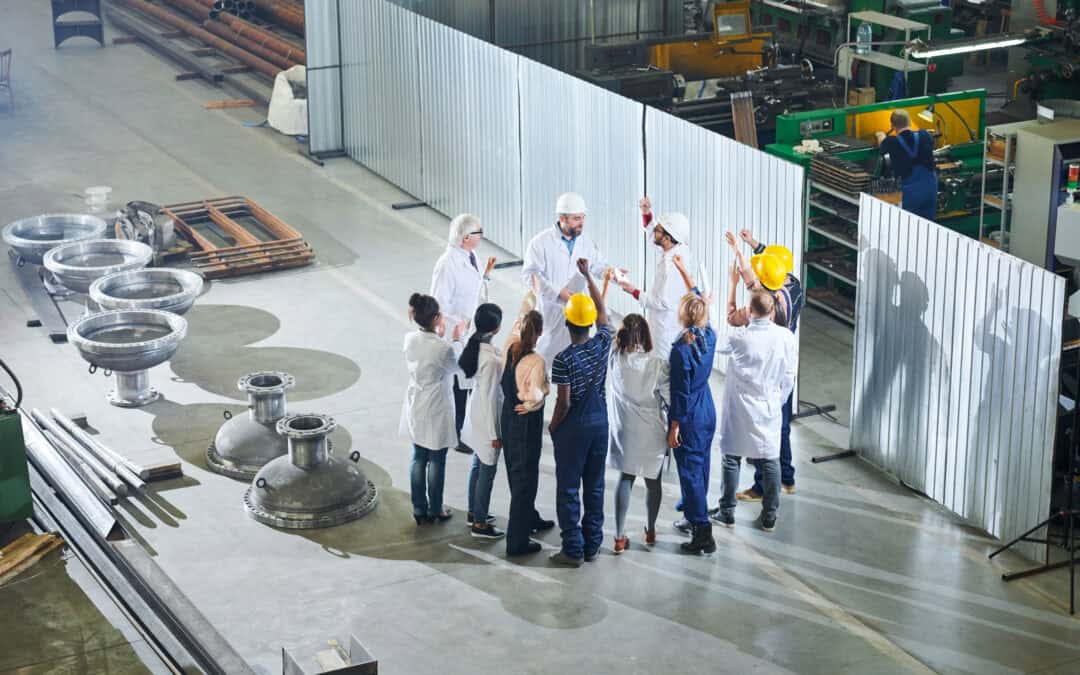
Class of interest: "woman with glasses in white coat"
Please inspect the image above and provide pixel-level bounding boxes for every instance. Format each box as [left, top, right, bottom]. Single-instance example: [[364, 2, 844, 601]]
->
[[400, 293, 467, 525]]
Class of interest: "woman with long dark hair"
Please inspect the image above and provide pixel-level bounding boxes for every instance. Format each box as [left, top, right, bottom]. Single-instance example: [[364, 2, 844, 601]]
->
[[608, 313, 670, 553], [459, 302, 506, 540], [500, 282, 554, 556], [400, 293, 466, 525]]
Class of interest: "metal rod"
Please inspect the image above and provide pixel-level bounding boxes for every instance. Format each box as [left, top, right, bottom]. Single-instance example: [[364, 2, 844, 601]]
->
[[202, 18, 298, 69], [38, 425, 120, 506], [194, 0, 306, 63], [106, 5, 225, 83], [33, 409, 128, 498], [50, 408, 148, 490]]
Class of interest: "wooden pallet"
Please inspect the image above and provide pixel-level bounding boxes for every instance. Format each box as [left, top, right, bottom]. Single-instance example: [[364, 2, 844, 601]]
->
[[0, 533, 65, 585], [163, 196, 315, 278]]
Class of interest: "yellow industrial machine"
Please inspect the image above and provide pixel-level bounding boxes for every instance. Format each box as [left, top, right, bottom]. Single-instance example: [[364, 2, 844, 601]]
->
[[648, 2, 774, 80]]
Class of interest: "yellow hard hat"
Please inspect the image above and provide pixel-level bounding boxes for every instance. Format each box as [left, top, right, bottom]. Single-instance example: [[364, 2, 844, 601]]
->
[[764, 244, 794, 274], [564, 293, 598, 327], [751, 253, 787, 291]]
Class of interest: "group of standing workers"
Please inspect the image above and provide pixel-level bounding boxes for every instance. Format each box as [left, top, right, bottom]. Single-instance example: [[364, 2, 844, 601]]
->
[[399, 192, 802, 563]]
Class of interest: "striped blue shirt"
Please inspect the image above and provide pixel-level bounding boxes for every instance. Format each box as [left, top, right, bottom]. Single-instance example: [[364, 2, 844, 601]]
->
[[551, 323, 614, 402]]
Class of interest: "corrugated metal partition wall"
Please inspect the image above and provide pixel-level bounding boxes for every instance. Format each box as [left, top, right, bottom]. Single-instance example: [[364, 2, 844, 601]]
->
[[416, 18, 523, 255], [519, 58, 645, 317], [338, 1, 425, 198], [304, 0, 341, 155], [643, 108, 805, 368], [852, 196, 1063, 562]]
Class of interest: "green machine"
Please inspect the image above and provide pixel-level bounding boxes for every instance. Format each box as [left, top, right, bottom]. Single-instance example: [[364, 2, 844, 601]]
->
[[737, 0, 963, 96], [1017, 1, 1080, 102], [764, 90, 994, 323], [0, 361, 30, 523]]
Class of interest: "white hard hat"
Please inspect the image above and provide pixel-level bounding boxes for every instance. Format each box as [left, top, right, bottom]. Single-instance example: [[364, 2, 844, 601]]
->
[[555, 192, 587, 215], [657, 212, 690, 245]]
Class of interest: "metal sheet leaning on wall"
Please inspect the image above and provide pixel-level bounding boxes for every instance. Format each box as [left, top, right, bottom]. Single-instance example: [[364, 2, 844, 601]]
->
[[519, 57, 646, 318], [851, 195, 1063, 563], [304, 0, 342, 155]]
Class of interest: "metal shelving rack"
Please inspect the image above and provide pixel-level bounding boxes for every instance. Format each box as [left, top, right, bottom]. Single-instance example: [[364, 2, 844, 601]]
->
[[842, 11, 929, 101], [804, 179, 860, 325], [979, 125, 1017, 250]]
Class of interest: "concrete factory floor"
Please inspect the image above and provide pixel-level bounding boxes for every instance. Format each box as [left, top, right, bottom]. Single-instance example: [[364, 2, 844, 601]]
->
[[3, 4, 1080, 674]]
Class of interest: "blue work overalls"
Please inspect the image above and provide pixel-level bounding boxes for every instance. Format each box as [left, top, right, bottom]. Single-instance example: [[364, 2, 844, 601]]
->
[[670, 327, 717, 526], [897, 130, 937, 221], [551, 349, 609, 560]]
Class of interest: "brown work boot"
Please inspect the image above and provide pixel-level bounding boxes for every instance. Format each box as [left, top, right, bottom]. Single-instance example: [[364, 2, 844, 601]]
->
[[736, 488, 762, 502]]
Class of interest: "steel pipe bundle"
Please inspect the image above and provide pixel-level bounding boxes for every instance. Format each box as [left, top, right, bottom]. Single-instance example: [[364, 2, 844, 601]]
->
[[194, 0, 305, 64], [117, 0, 283, 79], [32, 409, 126, 502], [50, 409, 148, 491]]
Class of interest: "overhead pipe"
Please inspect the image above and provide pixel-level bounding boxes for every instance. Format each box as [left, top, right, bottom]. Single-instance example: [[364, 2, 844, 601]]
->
[[193, 0, 305, 64], [118, 0, 282, 79]]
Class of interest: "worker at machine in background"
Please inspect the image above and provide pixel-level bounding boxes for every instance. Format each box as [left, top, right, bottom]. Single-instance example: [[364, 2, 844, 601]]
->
[[875, 109, 938, 222], [617, 197, 695, 361], [725, 230, 803, 501], [430, 213, 497, 454], [522, 193, 614, 370]]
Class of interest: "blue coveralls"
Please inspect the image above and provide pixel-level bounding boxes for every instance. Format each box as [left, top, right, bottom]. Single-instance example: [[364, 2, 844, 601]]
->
[[669, 326, 718, 526], [551, 350, 610, 560], [887, 130, 938, 221]]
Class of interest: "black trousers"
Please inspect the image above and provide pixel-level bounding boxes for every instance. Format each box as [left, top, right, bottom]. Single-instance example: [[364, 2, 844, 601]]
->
[[453, 379, 468, 442], [501, 405, 544, 554]]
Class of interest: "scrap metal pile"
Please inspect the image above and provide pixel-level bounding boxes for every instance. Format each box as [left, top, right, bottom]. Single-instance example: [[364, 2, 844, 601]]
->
[[106, 0, 306, 103]]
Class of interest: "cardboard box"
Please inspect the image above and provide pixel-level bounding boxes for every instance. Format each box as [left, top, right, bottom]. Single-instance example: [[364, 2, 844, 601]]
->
[[848, 87, 876, 107]]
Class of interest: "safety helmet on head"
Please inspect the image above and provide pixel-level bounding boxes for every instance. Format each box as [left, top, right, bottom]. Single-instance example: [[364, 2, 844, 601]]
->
[[763, 244, 793, 274], [564, 292, 598, 327], [555, 192, 587, 216], [656, 212, 690, 246], [751, 253, 787, 291]]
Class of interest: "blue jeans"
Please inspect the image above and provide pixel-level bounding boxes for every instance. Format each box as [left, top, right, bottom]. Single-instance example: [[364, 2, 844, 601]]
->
[[552, 420, 608, 560], [468, 453, 498, 523], [411, 445, 447, 518], [720, 454, 779, 523], [752, 393, 794, 492]]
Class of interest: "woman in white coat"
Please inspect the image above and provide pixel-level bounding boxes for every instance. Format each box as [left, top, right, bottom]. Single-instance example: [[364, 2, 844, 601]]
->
[[608, 313, 670, 553], [459, 302, 506, 540], [712, 272, 798, 533], [400, 293, 466, 525]]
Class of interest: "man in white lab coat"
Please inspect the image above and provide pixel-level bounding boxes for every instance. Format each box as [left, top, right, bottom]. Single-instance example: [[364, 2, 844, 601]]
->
[[430, 213, 496, 453], [710, 274, 797, 533], [617, 197, 694, 360], [522, 193, 610, 368]]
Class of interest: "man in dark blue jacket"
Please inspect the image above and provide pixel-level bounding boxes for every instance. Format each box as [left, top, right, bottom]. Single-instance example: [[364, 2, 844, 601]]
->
[[876, 109, 938, 221]]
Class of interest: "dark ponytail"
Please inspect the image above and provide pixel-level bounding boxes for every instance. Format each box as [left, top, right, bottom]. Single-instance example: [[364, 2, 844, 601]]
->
[[408, 293, 440, 332], [458, 303, 503, 378]]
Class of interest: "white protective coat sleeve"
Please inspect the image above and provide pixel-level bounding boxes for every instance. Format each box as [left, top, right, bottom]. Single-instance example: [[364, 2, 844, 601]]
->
[[522, 239, 562, 304], [777, 332, 798, 403], [478, 356, 501, 443], [429, 259, 461, 327], [656, 358, 672, 409]]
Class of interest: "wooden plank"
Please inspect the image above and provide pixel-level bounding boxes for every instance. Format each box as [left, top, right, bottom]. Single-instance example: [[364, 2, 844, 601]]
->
[[0, 539, 64, 586], [200, 256, 314, 279], [194, 249, 313, 270], [245, 200, 303, 240], [203, 99, 258, 109], [189, 239, 307, 260], [0, 534, 63, 579]]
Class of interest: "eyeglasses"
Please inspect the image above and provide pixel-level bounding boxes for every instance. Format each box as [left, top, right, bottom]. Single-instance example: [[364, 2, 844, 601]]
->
[[467, 230, 484, 238]]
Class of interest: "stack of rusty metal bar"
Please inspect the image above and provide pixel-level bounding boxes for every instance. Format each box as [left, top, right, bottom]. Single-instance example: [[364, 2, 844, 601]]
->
[[163, 197, 315, 279], [111, 0, 304, 90], [253, 0, 304, 35]]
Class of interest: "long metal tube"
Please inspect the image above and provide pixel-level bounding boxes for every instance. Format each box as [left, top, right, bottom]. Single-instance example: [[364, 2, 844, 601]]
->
[[252, 0, 304, 35], [202, 18, 298, 69], [33, 409, 128, 498], [42, 429, 119, 505], [194, 0, 305, 63], [106, 5, 224, 83], [118, 0, 282, 79], [50, 408, 147, 491]]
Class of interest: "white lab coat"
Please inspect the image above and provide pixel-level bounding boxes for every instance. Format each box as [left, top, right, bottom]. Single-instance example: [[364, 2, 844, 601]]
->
[[430, 244, 489, 388], [717, 319, 798, 459], [460, 342, 504, 466], [399, 330, 464, 451], [642, 234, 693, 360], [522, 225, 607, 367], [607, 349, 670, 478]]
